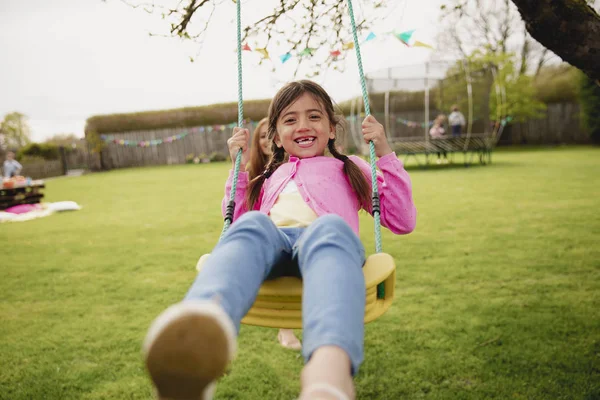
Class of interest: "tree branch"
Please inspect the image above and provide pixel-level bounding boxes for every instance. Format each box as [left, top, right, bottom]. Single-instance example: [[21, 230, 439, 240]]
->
[[121, 0, 385, 77], [510, 0, 600, 82]]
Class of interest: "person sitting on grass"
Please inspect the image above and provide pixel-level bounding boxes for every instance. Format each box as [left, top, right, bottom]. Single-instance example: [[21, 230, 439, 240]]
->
[[143, 80, 417, 400]]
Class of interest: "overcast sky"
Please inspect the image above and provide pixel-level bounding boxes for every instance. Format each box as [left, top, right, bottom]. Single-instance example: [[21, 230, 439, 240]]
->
[[0, 0, 444, 142]]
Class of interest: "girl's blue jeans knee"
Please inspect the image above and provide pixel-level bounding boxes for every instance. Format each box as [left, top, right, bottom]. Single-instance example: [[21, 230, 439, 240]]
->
[[185, 211, 367, 374]]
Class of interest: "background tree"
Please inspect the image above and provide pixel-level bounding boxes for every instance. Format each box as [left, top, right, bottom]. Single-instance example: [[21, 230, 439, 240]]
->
[[437, 51, 546, 132], [44, 133, 84, 149], [437, 0, 553, 78], [0, 112, 32, 150], [578, 71, 600, 144]]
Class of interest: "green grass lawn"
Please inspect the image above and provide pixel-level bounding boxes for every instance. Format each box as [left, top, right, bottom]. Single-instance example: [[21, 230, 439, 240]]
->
[[1, 146, 599, 399]]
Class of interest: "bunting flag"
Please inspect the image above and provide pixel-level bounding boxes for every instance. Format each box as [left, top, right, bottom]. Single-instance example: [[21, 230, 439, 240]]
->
[[255, 48, 269, 59], [395, 29, 415, 46], [100, 120, 258, 147], [363, 32, 376, 43], [348, 114, 434, 128], [279, 52, 292, 63], [299, 47, 315, 56], [239, 28, 432, 67], [329, 49, 342, 58], [100, 132, 191, 147], [396, 117, 434, 128], [413, 40, 434, 49]]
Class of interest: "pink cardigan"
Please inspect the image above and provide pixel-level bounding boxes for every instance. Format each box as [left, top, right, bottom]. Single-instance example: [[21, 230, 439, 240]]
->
[[222, 152, 416, 235]]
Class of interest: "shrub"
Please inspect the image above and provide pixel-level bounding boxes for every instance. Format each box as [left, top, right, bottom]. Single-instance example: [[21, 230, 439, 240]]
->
[[533, 64, 580, 104], [17, 143, 60, 160]]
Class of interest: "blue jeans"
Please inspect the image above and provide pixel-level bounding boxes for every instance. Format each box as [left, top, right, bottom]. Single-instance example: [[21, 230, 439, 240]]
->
[[451, 124, 462, 137], [184, 211, 366, 374]]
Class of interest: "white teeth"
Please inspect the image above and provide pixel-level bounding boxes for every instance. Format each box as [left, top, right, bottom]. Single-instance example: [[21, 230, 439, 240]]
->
[[295, 137, 315, 144]]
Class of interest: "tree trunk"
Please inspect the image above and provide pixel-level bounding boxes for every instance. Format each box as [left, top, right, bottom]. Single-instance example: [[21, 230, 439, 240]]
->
[[511, 0, 600, 83]]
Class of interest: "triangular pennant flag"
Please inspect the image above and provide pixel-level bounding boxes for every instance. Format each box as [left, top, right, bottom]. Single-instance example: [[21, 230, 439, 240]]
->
[[395, 29, 415, 45], [330, 49, 341, 58], [255, 48, 269, 59], [279, 52, 292, 63], [413, 40, 434, 49], [342, 42, 354, 50], [299, 48, 314, 56], [364, 32, 376, 42], [242, 43, 251, 51]]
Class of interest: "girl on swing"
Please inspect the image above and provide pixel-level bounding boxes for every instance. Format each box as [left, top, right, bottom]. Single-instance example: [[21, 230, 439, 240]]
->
[[248, 117, 303, 351], [143, 80, 417, 400]]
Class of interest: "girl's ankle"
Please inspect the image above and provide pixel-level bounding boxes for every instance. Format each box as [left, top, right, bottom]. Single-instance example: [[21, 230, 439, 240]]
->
[[300, 346, 354, 399]]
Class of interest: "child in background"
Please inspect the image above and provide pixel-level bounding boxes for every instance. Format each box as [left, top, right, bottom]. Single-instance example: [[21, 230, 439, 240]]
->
[[430, 114, 448, 164], [448, 105, 466, 137], [244, 117, 302, 351], [143, 80, 417, 400]]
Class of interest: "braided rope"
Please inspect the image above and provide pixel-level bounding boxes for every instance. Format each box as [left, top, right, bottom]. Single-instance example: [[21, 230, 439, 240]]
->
[[347, 0, 384, 298], [220, 0, 244, 240]]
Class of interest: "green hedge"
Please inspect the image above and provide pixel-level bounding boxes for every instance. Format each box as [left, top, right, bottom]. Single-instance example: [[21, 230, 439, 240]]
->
[[85, 99, 272, 135], [533, 64, 579, 104], [17, 143, 60, 161]]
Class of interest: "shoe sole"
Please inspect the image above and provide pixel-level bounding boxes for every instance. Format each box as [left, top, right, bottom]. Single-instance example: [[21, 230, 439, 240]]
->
[[143, 302, 236, 400]]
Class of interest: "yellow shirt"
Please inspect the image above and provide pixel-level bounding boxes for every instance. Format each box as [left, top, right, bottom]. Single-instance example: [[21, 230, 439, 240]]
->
[[269, 180, 318, 227]]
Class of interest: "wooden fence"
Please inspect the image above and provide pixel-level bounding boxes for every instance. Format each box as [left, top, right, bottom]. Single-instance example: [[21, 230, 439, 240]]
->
[[89, 123, 253, 170], [88, 102, 589, 170], [20, 160, 64, 180], [498, 103, 588, 145]]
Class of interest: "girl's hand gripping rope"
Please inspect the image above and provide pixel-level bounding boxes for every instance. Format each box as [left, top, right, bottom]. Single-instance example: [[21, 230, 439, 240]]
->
[[361, 115, 393, 158], [227, 127, 250, 170]]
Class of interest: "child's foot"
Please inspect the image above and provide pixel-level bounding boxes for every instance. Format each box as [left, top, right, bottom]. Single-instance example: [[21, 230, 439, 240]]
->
[[300, 383, 351, 400], [277, 329, 302, 351], [299, 346, 354, 400], [143, 301, 236, 400]]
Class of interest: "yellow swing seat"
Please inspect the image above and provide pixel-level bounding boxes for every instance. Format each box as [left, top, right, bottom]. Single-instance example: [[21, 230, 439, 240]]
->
[[196, 252, 396, 329], [203, 0, 399, 330]]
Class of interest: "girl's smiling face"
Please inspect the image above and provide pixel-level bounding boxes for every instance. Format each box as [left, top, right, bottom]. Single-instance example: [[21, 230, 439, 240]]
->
[[274, 93, 335, 158]]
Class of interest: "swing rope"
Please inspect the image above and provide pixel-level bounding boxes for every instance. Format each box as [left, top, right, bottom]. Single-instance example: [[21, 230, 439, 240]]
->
[[221, 0, 244, 240], [346, 0, 385, 298], [221, 0, 386, 298]]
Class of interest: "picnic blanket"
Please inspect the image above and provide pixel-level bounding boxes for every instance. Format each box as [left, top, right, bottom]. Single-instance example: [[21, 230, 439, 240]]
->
[[0, 201, 81, 223]]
